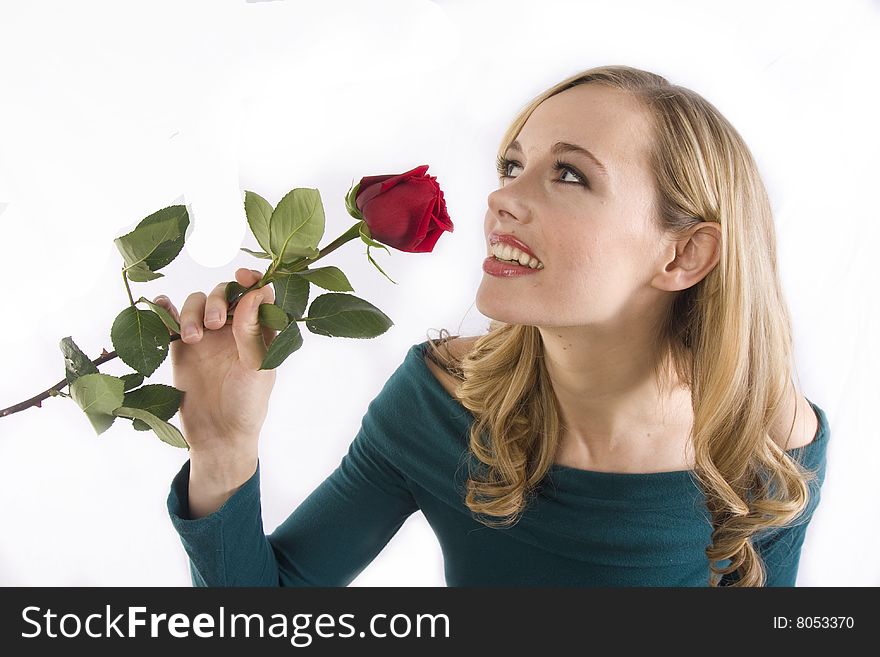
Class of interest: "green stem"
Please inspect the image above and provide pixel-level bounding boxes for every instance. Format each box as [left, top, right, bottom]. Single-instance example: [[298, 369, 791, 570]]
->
[[273, 221, 364, 275], [314, 221, 364, 263], [232, 222, 365, 313], [0, 337, 185, 418], [4, 224, 369, 419], [122, 267, 135, 306]]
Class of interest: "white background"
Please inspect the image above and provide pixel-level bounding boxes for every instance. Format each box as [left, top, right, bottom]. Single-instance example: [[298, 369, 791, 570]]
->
[[0, 0, 877, 586]]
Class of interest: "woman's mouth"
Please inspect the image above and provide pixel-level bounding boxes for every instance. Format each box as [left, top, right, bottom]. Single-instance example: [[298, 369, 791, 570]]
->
[[483, 255, 543, 277], [488, 243, 544, 270]]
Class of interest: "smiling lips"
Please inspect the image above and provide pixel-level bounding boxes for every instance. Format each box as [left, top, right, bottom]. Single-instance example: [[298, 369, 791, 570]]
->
[[488, 232, 544, 269], [482, 254, 542, 277]]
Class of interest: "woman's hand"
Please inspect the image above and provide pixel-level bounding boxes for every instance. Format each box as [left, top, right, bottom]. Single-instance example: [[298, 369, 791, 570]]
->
[[154, 268, 279, 517]]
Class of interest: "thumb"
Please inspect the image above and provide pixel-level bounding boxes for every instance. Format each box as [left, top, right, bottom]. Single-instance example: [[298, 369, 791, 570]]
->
[[232, 289, 269, 370]]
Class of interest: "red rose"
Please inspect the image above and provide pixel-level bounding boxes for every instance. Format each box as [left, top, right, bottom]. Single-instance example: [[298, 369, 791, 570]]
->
[[355, 164, 454, 253]]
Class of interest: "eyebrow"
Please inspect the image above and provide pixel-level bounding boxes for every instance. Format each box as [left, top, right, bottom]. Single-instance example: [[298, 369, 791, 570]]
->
[[506, 140, 609, 179]]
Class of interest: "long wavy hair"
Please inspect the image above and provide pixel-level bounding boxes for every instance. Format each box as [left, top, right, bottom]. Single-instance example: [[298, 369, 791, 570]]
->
[[425, 64, 818, 587]]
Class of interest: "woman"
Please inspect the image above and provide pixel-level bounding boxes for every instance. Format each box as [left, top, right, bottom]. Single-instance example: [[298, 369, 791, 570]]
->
[[158, 65, 828, 587]]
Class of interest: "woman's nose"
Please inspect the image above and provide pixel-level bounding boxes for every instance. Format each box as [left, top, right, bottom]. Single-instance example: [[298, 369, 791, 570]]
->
[[488, 185, 532, 225]]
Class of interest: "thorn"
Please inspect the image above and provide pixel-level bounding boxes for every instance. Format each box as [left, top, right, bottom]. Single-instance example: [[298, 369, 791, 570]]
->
[[101, 348, 110, 356], [36, 400, 42, 408]]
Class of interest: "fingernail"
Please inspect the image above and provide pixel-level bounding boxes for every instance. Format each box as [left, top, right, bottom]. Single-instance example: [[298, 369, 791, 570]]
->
[[183, 325, 198, 340], [154, 295, 167, 304], [208, 310, 222, 324]]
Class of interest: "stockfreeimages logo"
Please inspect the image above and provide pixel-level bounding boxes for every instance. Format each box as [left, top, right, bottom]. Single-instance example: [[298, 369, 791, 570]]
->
[[21, 605, 451, 646]]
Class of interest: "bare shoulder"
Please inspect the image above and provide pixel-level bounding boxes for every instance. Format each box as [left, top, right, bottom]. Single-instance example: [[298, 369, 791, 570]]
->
[[422, 336, 479, 400], [770, 390, 821, 451]]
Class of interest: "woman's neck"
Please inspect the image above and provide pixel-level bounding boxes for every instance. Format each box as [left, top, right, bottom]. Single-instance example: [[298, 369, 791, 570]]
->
[[539, 325, 694, 472]]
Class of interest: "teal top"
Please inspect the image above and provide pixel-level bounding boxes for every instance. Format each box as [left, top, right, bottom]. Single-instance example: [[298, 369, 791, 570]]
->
[[167, 341, 830, 587]]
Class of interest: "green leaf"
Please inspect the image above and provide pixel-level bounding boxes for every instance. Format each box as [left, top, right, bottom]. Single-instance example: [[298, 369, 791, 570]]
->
[[239, 247, 273, 259], [70, 373, 125, 435], [122, 383, 182, 431], [345, 180, 363, 220], [113, 205, 189, 276], [273, 248, 322, 273], [260, 320, 304, 370], [305, 293, 393, 339], [110, 306, 171, 377], [136, 296, 181, 334], [271, 274, 310, 319], [283, 245, 322, 259], [244, 190, 275, 256], [60, 336, 99, 387], [70, 374, 125, 414], [145, 206, 190, 271], [257, 303, 290, 331], [293, 266, 354, 292], [112, 406, 189, 449], [269, 188, 325, 265], [120, 373, 144, 392], [125, 262, 164, 282]]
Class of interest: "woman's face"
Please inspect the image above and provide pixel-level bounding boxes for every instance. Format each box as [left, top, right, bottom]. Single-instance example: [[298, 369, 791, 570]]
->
[[477, 84, 672, 329]]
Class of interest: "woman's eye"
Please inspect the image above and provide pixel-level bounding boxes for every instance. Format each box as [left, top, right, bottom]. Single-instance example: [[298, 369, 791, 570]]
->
[[495, 156, 587, 187], [495, 155, 517, 178], [558, 168, 581, 183]]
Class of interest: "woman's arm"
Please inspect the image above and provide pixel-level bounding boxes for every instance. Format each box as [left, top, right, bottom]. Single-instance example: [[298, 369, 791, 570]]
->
[[167, 421, 419, 586], [187, 443, 259, 519], [166, 345, 426, 587]]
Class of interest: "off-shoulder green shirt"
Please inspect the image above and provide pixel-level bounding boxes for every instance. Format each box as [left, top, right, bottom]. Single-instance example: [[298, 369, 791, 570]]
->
[[167, 341, 830, 586]]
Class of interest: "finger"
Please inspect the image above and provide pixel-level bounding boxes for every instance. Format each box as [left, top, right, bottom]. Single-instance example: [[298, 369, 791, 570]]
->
[[233, 270, 276, 346], [235, 268, 262, 286], [231, 288, 270, 370], [178, 291, 208, 343], [236, 270, 277, 346], [204, 281, 232, 330]]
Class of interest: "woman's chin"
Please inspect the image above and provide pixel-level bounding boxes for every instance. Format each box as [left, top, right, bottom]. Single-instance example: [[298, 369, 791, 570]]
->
[[475, 292, 536, 326]]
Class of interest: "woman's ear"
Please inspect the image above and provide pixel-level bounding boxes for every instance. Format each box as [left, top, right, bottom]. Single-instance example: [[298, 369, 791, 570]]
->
[[651, 222, 721, 292]]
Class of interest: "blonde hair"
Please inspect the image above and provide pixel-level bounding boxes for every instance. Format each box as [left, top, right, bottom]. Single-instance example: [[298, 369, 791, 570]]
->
[[425, 64, 818, 587]]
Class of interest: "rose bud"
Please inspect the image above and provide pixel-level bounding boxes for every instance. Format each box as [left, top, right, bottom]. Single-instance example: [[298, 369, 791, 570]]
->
[[354, 164, 454, 253]]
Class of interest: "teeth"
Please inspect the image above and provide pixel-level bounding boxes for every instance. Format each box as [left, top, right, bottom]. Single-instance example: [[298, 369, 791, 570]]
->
[[491, 243, 544, 269]]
